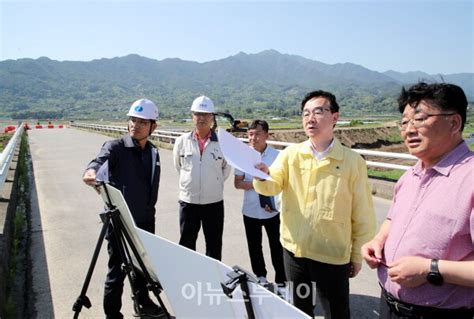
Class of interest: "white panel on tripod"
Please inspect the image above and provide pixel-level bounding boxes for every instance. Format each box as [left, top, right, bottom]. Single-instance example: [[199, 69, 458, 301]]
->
[[139, 229, 246, 318], [101, 184, 310, 318], [139, 230, 310, 319], [99, 184, 159, 282]]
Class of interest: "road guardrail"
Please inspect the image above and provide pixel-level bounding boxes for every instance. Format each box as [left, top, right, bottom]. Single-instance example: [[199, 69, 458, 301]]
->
[[0, 124, 24, 193], [70, 122, 417, 170]]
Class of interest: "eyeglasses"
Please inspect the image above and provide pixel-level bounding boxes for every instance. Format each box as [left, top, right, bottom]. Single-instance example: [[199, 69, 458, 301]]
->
[[129, 117, 151, 126], [397, 112, 456, 131], [302, 107, 332, 118]]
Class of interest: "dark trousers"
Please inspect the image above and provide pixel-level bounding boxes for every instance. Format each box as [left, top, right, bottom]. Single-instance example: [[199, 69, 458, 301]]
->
[[104, 221, 155, 318], [380, 290, 474, 319], [178, 200, 224, 261], [243, 214, 286, 284], [283, 249, 350, 319]]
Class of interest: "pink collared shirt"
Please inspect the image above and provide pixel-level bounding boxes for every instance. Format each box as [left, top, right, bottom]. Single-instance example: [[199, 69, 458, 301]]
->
[[378, 141, 474, 309], [194, 130, 211, 155]]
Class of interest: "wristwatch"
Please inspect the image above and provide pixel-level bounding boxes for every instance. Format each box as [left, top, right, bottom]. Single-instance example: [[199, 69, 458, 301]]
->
[[426, 259, 443, 286]]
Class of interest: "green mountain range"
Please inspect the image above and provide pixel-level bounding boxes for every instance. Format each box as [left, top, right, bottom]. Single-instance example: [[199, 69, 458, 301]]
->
[[0, 49, 472, 120]]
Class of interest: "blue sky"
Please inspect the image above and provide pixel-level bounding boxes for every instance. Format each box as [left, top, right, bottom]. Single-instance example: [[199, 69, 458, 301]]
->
[[1, 0, 473, 74]]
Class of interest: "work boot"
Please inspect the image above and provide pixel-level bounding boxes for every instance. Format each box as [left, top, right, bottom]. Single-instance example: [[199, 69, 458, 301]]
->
[[133, 299, 166, 318]]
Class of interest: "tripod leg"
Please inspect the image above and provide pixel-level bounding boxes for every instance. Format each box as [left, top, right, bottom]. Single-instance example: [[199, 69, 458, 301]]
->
[[109, 217, 142, 314], [72, 213, 111, 318], [148, 282, 170, 318], [113, 214, 171, 319], [240, 279, 256, 319]]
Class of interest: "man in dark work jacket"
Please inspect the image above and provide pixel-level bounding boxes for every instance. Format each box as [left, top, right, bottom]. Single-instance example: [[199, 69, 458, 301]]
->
[[83, 98, 164, 319]]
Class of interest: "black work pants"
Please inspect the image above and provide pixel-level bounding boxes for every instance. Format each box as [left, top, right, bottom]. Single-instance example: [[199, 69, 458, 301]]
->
[[103, 221, 155, 319], [283, 249, 350, 319], [379, 289, 474, 319], [178, 200, 224, 261], [243, 214, 286, 284]]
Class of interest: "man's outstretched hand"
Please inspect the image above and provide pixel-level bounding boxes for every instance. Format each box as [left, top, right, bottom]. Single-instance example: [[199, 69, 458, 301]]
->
[[83, 169, 100, 194]]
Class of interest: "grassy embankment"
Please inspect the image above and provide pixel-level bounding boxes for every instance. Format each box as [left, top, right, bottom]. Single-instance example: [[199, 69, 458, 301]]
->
[[0, 133, 12, 152]]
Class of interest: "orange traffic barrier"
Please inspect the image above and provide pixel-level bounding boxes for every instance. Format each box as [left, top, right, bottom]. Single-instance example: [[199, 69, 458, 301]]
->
[[3, 125, 16, 133]]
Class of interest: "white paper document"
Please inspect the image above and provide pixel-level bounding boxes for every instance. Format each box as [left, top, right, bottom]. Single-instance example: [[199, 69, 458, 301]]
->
[[217, 128, 270, 180]]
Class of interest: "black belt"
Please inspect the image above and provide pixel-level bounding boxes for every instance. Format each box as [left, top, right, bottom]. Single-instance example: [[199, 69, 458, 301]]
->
[[381, 288, 474, 318]]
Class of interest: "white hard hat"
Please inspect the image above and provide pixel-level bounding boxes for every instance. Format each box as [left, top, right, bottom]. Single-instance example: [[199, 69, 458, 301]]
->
[[127, 98, 159, 120], [190, 96, 215, 113]]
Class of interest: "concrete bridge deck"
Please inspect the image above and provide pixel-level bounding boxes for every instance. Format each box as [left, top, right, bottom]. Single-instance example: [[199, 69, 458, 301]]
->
[[27, 128, 391, 318]]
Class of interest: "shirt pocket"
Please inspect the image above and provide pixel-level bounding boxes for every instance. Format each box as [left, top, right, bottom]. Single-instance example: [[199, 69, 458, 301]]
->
[[209, 148, 224, 164], [179, 150, 193, 171], [313, 213, 350, 259], [315, 169, 342, 215], [288, 158, 312, 189]]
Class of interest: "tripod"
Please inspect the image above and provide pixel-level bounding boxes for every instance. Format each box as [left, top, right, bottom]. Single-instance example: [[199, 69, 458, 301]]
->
[[221, 266, 258, 319], [72, 183, 171, 318]]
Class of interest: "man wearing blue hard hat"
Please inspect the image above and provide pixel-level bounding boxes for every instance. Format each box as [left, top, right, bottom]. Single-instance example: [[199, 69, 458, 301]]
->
[[83, 98, 165, 318]]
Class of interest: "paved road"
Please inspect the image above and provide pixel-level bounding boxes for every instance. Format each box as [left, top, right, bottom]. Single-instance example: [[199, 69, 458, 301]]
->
[[28, 128, 391, 318]]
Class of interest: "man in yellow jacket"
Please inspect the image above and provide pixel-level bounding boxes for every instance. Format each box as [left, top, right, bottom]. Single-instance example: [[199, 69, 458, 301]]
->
[[253, 90, 375, 318]]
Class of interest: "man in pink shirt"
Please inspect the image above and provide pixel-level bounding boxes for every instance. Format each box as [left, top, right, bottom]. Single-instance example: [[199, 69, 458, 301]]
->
[[362, 82, 474, 318]]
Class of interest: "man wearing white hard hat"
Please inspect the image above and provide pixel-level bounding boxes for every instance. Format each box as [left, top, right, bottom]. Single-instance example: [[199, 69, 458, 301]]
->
[[173, 95, 231, 260], [83, 99, 165, 318]]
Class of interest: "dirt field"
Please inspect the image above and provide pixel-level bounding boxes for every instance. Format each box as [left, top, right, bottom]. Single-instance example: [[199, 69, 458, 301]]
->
[[235, 125, 406, 150], [234, 125, 412, 168]]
